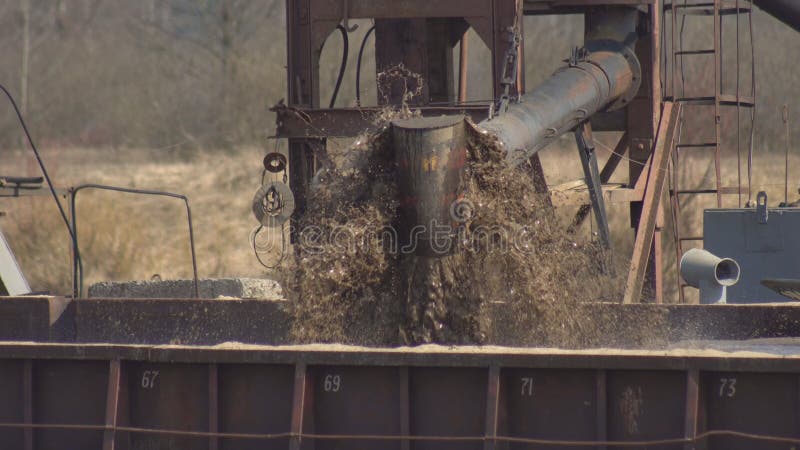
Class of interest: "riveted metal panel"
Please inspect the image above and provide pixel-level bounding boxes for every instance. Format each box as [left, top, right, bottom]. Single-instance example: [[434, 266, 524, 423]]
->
[[410, 367, 487, 450], [127, 362, 209, 450], [218, 364, 295, 450], [607, 370, 686, 450], [502, 368, 598, 450], [34, 360, 107, 450], [703, 372, 799, 450], [310, 365, 402, 450], [0, 360, 24, 448]]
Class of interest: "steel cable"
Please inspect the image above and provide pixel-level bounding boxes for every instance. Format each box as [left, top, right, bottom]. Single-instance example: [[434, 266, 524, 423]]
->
[[355, 25, 376, 107], [1, 422, 800, 448], [0, 83, 77, 273], [329, 24, 349, 109]]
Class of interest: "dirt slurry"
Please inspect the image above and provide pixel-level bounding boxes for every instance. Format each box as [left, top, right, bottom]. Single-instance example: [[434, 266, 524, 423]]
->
[[283, 112, 648, 348]]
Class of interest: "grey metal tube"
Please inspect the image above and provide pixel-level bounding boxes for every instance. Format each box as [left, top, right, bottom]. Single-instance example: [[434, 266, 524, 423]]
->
[[680, 248, 741, 304], [753, 0, 800, 33], [478, 8, 641, 167]]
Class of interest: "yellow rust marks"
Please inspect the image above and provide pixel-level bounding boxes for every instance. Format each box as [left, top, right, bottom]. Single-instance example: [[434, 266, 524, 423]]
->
[[421, 155, 440, 172]]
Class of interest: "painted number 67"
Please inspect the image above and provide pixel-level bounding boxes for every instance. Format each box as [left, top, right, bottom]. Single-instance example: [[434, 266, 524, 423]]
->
[[141, 370, 160, 389]]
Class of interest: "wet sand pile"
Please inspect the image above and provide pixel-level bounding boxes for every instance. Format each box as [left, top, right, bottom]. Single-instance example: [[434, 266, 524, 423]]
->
[[283, 113, 658, 348]]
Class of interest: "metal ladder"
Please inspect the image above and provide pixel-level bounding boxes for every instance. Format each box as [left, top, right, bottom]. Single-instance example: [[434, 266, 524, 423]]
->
[[665, 0, 756, 303]]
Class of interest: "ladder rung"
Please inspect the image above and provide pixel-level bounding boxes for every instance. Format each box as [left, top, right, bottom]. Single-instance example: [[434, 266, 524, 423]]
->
[[666, 2, 752, 15], [675, 49, 715, 56], [680, 237, 704, 242], [719, 94, 755, 107], [671, 187, 748, 196], [666, 2, 716, 8], [676, 142, 717, 149], [676, 96, 755, 107], [676, 97, 715, 106], [719, 186, 749, 195], [674, 189, 719, 195]]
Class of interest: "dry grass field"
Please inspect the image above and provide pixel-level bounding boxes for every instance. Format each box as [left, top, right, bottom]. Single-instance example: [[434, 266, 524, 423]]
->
[[1, 146, 268, 294], [2, 135, 795, 303]]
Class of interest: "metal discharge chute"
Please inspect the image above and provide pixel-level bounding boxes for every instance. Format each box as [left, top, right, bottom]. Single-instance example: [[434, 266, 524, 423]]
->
[[390, 7, 642, 254], [477, 7, 641, 167]]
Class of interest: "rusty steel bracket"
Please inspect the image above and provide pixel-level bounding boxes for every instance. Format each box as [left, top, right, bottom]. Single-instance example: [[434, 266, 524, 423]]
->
[[341, 0, 359, 32], [569, 132, 628, 232], [575, 122, 612, 250]]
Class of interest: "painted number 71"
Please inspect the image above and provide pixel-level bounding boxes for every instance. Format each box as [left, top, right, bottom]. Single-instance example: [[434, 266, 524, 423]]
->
[[521, 377, 534, 397]]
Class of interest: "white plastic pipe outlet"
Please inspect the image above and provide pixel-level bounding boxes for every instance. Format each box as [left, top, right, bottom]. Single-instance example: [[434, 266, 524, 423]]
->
[[680, 248, 741, 304]]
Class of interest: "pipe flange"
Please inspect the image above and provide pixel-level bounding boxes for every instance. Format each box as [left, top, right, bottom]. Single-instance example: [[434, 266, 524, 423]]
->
[[585, 40, 642, 112], [252, 182, 295, 228], [606, 45, 642, 111]]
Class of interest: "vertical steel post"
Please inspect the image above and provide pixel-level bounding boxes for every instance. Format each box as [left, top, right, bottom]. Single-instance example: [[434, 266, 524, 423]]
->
[[483, 366, 501, 450], [23, 359, 33, 450], [596, 369, 608, 450], [399, 367, 411, 450], [290, 363, 310, 450], [683, 370, 700, 450], [208, 364, 219, 450], [103, 360, 121, 450], [458, 31, 469, 103]]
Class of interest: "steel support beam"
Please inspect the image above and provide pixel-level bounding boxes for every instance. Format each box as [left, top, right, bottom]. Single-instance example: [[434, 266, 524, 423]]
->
[[623, 102, 681, 304], [569, 132, 628, 232], [575, 123, 612, 249]]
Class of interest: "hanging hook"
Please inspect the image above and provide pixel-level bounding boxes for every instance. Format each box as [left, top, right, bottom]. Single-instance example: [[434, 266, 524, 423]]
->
[[342, 0, 358, 32]]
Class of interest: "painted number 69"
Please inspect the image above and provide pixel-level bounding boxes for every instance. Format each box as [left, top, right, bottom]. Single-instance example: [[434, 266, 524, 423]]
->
[[324, 374, 341, 392]]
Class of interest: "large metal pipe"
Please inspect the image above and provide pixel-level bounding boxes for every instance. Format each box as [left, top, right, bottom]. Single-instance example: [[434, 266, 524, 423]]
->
[[753, 0, 800, 33], [478, 8, 642, 167], [393, 115, 468, 256]]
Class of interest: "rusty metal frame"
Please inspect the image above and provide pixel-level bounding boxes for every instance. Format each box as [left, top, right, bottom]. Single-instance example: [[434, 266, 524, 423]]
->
[[282, 0, 526, 234], [3, 340, 800, 372], [281, 0, 675, 302], [6, 341, 800, 449]]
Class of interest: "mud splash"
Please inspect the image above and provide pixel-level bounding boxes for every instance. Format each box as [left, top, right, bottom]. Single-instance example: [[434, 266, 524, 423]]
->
[[283, 114, 629, 347]]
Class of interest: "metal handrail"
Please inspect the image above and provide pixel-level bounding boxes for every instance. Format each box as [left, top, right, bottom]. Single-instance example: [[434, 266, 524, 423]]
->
[[69, 184, 199, 299]]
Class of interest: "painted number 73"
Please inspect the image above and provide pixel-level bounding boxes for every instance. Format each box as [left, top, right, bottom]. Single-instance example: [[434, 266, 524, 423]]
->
[[719, 377, 736, 398]]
